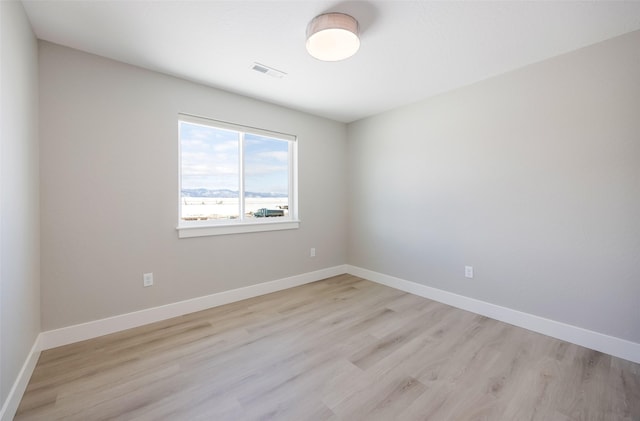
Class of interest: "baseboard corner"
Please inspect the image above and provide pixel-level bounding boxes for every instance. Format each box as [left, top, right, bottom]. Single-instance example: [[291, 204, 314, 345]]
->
[[0, 335, 41, 421]]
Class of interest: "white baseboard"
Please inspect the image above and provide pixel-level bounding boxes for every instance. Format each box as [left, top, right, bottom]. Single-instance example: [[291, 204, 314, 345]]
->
[[6, 263, 638, 421], [0, 337, 41, 421], [346, 265, 640, 364], [39, 265, 347, 351]]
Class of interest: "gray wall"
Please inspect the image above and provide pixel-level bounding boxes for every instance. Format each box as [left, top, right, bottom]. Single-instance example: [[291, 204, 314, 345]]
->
[[0, 0, 41, 408], [39, 42, 348, 330], [347, 30, 640, 343]]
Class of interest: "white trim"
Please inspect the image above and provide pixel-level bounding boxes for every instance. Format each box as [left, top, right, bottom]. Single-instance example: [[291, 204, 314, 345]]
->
[[346, 265, 640, 364], [177, 220, 300, 238], [0, 337, 41, 421], [38, 265, 347, 350], [178, 113, 296, 142]]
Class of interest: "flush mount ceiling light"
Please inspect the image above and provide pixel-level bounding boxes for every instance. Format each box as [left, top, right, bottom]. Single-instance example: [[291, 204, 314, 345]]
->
[[306, 13, 360, 61]]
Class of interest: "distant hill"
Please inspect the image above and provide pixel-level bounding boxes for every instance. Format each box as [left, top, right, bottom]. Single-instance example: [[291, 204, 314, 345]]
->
[[181, 188, 287, 198]]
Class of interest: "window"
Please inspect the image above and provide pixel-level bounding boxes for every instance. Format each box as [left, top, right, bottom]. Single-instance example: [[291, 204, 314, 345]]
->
[[177, 114, 298, 238]]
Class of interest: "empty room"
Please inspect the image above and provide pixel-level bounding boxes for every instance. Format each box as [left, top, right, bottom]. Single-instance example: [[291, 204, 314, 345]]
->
[[1, 1, 639, 419]]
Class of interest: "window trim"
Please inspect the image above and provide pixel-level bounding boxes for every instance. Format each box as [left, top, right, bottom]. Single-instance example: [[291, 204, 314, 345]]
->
[[176, 113, 299, 238], [178, 220, 300, 238]]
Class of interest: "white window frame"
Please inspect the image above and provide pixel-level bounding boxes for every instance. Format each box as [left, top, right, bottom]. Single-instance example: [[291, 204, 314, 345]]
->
[[177, 113, 299, 238]]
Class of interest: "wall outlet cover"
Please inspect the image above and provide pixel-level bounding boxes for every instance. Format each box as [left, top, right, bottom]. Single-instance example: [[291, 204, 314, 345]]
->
[[143, 273, 154, 287], [465, 266, 474, 279]]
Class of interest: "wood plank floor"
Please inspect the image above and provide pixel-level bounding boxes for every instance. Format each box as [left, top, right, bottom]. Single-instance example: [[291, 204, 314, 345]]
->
[[15, 275, 640, 420]]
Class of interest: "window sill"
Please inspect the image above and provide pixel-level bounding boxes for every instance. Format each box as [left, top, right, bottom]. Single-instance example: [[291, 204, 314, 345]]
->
[[177, 220, 300, 238]]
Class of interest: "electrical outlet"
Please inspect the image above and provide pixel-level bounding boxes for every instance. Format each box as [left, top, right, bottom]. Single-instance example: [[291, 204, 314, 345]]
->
[[310, 248, 316, 257], [143, 272, 153, 287], [465, 266, 473, 279]]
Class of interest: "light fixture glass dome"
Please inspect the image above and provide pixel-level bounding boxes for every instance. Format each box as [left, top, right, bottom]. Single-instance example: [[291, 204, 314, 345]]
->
[[306, 13, 360, 62]]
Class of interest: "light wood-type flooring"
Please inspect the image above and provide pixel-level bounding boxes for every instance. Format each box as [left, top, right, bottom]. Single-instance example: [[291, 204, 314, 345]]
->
[[15, 275, 640, 420]]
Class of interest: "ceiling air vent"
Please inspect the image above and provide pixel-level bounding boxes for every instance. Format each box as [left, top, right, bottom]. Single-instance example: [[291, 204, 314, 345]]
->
[[251, 62, 286, 79]]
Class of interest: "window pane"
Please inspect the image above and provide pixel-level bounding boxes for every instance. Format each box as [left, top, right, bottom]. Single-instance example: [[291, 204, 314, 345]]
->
[[180, 121, 240, 220], [243, 134, 289, 220]]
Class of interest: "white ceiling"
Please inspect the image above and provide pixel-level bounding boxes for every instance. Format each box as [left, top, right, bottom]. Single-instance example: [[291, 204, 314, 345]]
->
[[21, 1, 640, 123]]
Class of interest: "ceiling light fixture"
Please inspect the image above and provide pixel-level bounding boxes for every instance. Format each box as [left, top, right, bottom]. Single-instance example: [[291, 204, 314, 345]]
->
[[306, 13, 360, 62]]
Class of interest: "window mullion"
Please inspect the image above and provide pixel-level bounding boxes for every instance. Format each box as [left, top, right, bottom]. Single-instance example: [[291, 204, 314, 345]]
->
[[289, 141, 296, 220], [239, 132, 245, 220]]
